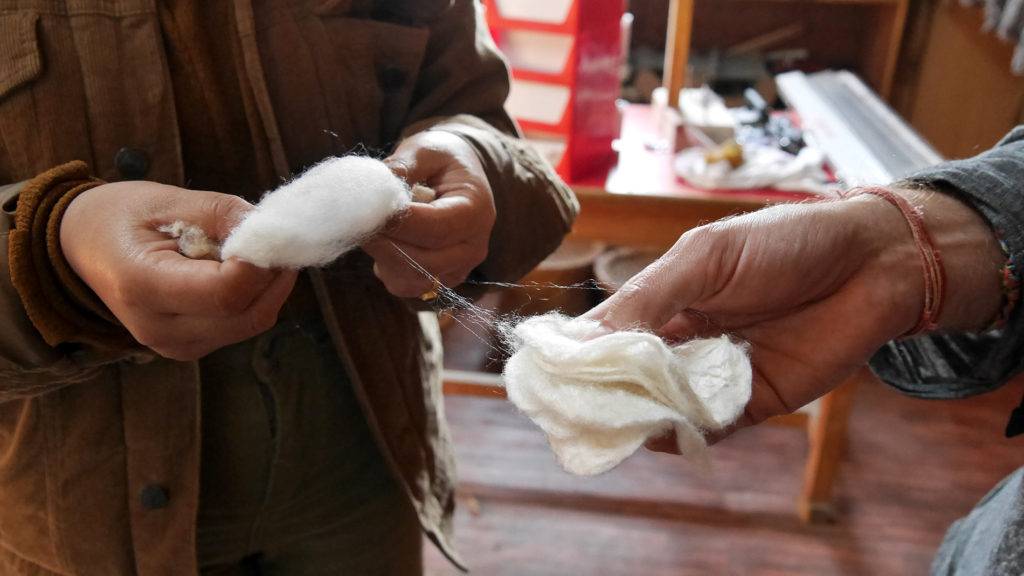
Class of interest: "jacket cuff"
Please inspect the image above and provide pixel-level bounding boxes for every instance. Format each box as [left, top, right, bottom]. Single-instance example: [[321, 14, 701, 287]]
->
[[871, 128, 1024, 398], [1, 180, 27, 232], [8, 161, 136, 348]]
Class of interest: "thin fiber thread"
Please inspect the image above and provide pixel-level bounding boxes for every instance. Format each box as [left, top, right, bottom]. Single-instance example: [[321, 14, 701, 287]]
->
[[161, 155, 755, 476], [394, 241, 754, 475]]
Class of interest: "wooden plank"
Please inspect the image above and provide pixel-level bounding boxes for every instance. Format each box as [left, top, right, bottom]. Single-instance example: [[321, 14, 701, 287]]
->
[[764, 412, 811, 429], [798, 368, 867, 522], [443, 369, 508, 398], [570, 186, 767, 249], [663, 0, 695, 108]]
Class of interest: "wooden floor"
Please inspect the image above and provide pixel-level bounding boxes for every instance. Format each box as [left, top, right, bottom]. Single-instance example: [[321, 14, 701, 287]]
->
[[423, 291, 1024, 576]]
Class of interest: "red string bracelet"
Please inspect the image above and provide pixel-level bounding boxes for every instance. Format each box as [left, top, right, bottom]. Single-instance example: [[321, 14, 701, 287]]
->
[[841, 186, 946, 337]]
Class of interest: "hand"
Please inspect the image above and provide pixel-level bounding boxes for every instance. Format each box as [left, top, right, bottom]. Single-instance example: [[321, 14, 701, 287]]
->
[[61, 181, 298, 360], [363, 130, 496, 298], [584, 190, 1004, 446]]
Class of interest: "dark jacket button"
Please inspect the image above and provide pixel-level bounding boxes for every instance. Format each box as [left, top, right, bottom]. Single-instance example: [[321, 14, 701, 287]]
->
[[115, 147, 150, 180], [377, 67, 406, 92], [140, 484, 170, 510]]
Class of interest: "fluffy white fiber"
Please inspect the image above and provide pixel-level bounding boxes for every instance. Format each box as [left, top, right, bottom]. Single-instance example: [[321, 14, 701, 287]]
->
[[502, 313, 752, 476], [219, 156, 414, 268], [158, 221, 221, 261]]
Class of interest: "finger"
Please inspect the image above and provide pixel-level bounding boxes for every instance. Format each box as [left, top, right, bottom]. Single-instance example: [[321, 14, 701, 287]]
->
[[367, 244, 480, 299], [126, 250, 283, 316], [362, 239, 435, 298], [586, 261, 690, 333], [384, 133, 461, 186], [167, 189, 255, 241], [589, 229, 735, 334], [372, 262, 440, 299], [365, 235, 481, 283], [135, 268, 298, 360], [362, 237, 434, 282], [655, 309, 724, 342], [385, 150, 440, 187], [120, 190, 275, 316], [703, 422, 741, 445], [380, 198, 483, 247]]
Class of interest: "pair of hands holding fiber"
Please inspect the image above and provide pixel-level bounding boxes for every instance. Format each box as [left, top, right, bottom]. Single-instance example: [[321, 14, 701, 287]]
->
[[584, 190, 1005, 449], [59, 131, 494, 360]]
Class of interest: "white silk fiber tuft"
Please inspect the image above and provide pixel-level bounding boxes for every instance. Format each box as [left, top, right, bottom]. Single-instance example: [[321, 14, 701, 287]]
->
[[220, 156, 411, 268], [501, 313, 752, 476]]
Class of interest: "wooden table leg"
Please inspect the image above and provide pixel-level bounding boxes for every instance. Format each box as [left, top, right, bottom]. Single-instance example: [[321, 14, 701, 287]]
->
[[798, 366, 872, 523]]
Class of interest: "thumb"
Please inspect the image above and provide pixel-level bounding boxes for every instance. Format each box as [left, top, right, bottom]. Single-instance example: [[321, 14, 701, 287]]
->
[[179, 192, 256, 243], [584, 230, 723, 334], [385, 130, 476, 190], [92, 181, 253, 247], [585, 257, 689, 334], [384, 140, 444, 187]]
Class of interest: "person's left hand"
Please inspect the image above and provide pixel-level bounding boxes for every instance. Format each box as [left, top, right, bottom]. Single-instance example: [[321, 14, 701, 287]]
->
[[363, 130, 496, 298]]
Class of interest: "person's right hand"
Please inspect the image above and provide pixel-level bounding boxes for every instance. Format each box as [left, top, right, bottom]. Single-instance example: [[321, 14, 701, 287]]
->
[[584, 190, 1005, 439], [61, 181, 297, 360]]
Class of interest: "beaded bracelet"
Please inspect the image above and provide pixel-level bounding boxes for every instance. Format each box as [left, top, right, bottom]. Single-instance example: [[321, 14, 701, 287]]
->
[[986, 234, 1020, 332], [841, 186, 946, 337]]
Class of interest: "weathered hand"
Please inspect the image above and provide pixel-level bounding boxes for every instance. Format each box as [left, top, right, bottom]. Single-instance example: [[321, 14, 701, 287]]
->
[[363, 130, 496, 298], [60, 181, 297, 360], [585, 190, 1004, 443]]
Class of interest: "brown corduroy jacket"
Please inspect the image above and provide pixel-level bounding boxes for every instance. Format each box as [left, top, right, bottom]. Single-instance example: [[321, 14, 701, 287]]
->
[[0, 1, 578, 574]]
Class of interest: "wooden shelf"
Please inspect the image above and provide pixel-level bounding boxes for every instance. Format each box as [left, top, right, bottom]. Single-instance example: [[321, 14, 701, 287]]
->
[[664, 0, 908, 103]]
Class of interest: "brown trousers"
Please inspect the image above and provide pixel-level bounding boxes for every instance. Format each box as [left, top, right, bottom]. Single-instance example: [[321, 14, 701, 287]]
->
[[196, 298, 422, 575]]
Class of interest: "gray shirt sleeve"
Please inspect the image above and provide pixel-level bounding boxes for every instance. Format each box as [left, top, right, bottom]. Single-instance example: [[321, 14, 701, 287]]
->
[[869, 127, 1024, 400]]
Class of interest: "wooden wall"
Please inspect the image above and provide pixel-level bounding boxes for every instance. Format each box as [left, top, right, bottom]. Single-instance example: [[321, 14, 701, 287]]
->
[[898, 1, 1024, 158]]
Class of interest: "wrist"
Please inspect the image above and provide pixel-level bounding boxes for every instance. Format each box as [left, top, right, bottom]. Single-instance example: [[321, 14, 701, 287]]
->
[[897, 186, 1005, 332], [838, 193, 928, 336], [843, 186, 1005, 335]]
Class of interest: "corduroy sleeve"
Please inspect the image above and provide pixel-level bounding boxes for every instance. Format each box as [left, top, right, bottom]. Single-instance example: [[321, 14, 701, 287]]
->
[[1, 161, 148, 401], [9, 161, 137, 348], [870, 128, 1024, 399]]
